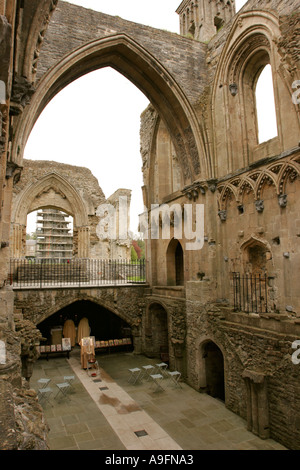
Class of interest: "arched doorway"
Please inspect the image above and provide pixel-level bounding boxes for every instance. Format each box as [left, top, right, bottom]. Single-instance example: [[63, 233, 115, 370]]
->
[[200, 340, 225, 401], [11, 171, 90, 259], [167, 239, 184, 286], [145, 303, 169, 361]]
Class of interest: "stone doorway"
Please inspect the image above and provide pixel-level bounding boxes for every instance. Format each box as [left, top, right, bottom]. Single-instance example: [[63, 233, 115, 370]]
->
[[200, 341, 225, 401], [145, 303, 169, 361]]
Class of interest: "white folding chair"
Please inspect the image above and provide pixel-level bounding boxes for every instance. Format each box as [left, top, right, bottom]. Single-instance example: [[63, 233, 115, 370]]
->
[[141, 364, 155, 381], [167, 371, 182, 388], [150, 374, 164, 392], [128, 367, 142, 384], [55, 382, 71, 400], [155, 362, 168, 377], [64, 375, 75, 390], [38, 387, 53, 407], [37, 378, 51, 388]]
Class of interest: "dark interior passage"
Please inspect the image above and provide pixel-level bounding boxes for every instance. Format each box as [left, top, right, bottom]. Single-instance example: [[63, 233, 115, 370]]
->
[[37, 300, 133, 351], [204, 341, 225, 401]]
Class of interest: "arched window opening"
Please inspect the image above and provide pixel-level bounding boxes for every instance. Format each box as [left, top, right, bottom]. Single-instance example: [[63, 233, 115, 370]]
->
[[26, 209, 74, 260], [242, 239, 270, 275], [167, 239, 184, 286], [214, 16, 224, 33], [255, 64, 278, 144], [175, 242, 184, 286]]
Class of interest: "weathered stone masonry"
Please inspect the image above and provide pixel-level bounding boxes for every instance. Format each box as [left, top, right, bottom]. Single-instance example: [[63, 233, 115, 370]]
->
[[1, 0, 300, 451]]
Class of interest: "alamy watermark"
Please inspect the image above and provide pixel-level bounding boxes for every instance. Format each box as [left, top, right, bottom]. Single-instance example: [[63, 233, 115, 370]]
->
[[292, 80, 300, 105], [0, 80, 5, 105], [0, 340, 6, 365], [292, 340, 300, 365], [96, 196, 205, 251]]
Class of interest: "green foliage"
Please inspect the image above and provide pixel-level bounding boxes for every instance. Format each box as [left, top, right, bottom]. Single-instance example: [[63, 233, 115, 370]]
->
[[131, 245, 138, 262]]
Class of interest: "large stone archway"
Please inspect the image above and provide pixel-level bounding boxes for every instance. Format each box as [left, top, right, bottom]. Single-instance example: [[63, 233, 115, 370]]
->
[[12, 33, 206, 184], [12, 168, 89, 258], [10, 159, 131, 259], [14, 285, 146, 354]]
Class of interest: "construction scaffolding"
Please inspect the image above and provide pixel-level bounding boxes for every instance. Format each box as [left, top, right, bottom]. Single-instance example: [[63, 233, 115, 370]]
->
[[36, 209, 73, 260]]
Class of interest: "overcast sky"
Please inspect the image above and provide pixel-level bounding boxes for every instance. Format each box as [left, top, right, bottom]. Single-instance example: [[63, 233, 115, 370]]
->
[[25, 0, 252, 235]]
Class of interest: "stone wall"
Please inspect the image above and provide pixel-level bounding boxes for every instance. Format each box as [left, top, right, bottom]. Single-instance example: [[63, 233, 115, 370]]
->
[[1, 0, 300, 451], [184, 291, 300, 449]]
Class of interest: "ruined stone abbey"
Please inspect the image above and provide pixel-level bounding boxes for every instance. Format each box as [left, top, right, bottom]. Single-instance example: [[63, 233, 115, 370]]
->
[[0, 0, 300, 450]]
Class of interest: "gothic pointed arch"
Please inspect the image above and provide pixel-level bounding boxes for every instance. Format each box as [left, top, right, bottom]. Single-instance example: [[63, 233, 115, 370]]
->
[[11, 172, 89, 258], [13, 171, 88, 227], [212, 10, 300, 176], [12, 34, 206, 184], [240, 236, 273, 274]]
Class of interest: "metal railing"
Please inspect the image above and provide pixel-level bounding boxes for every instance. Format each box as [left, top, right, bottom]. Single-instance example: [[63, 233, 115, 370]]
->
[[9, 258, 146, 288], [232, 272, 268, 314]]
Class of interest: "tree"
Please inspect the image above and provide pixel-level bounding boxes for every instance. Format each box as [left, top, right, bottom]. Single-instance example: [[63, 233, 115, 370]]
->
[[131, 245, 138, 262], [136, 239, 145, 260], [132, 240, 142, 259]]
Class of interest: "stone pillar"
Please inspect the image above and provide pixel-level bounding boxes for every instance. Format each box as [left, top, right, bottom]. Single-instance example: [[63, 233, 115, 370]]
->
[[77, 226, 90, 258], [11, 223, 26, 258], [131, 323, 142, 354], [242, 369, 270, 439], [171, 338, 185, 376]]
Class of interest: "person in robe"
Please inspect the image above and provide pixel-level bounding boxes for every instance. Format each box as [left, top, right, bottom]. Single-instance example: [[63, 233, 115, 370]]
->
[[79, 336, 95, 369], [63, 319, 76, 347], [77, 317, 90, 344]]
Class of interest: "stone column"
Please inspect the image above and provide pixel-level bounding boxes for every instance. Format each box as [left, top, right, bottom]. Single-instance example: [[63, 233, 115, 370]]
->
[[77, 226, 90, 258], [171, 338, 185, 376], [11, 223, 26, 258], [242, 369, 270, 439], [131, 323, 142, 354]]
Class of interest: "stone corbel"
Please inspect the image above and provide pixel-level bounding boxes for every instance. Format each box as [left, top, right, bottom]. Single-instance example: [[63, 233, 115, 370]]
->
[[207, 179, 218, 193], [182, 181, 206, 201], [218, 209, 227, 222], [229, 83, 238, 96], [278, 194, 287, 208], [255, 199, 264, 213], [5, 161, 22, 183], [171, 338, 184, 358], [9, 76, 35, 116]]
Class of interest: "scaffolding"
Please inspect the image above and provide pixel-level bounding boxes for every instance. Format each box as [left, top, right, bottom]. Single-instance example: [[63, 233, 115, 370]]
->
[[36, 209, 73, 260]]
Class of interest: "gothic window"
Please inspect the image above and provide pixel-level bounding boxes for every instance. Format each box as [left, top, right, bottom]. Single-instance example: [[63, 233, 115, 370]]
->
[[255, 64, 278, 144], [214, 16, 224, 33], [167, 239, 184, 286], [227, 34, 279, 167]]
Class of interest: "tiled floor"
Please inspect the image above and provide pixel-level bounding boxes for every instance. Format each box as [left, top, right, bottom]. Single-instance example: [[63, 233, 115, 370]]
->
[[31, 348, 287, 451]]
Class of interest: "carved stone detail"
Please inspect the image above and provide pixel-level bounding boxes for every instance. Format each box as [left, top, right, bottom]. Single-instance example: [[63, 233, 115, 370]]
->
[[255, 199, 264, 213], [229, 83, 238, 96], [10, 76, 35, 116], [278, 193, 287, 207], [218, 209, 227, 221]]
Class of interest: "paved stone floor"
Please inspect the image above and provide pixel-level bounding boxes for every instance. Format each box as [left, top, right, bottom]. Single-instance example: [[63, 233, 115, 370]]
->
[[31, 348, 287, 451]]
